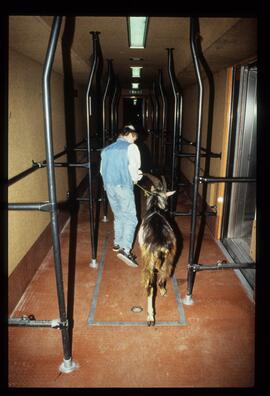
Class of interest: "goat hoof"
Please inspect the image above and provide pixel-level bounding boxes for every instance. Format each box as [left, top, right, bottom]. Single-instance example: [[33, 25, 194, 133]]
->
[[147, 320, 155, 327], [160, 288, 167, 297]]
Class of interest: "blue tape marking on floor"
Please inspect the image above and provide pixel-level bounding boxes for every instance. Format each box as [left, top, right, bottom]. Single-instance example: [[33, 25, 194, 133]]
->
[[172, 274, 187, 325], [87, 233, 110, 325], [88, 233, 187, 327]]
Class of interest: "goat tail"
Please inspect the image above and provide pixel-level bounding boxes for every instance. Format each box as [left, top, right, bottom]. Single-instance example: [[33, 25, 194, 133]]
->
[[140, 245, 175, 292]]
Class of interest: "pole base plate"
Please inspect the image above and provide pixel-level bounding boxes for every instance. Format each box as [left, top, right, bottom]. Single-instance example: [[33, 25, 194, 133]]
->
[[89, 259, 98, 269], [182, 295, 194, 305], [59, 358, 78, 373]]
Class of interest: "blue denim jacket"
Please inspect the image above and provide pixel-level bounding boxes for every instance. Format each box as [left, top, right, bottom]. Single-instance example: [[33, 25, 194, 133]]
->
[[100, 138, 133, 189]]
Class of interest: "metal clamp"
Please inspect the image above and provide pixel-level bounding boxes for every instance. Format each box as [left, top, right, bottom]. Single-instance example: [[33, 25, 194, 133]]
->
[[32, 160, 46, 168], [51, 319, 69, 329]]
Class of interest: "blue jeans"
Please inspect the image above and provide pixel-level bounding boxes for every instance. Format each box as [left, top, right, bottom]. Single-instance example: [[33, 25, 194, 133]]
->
[[105, 184, 138, 252]]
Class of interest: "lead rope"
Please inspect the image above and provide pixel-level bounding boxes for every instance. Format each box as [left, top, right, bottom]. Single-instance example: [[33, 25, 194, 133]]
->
[[136, 183, 152, 197]]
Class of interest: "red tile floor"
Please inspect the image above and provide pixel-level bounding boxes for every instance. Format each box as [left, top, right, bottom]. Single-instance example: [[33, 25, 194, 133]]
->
[[8, 188, 255, 388]]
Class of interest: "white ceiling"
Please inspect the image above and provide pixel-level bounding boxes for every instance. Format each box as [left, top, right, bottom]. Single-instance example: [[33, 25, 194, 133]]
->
[[9, 15, 257, 90]]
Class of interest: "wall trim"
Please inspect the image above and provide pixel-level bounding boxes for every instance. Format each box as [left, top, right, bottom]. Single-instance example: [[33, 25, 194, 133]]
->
[[8, 211, 69, 315], [8, 175, 89, 315]]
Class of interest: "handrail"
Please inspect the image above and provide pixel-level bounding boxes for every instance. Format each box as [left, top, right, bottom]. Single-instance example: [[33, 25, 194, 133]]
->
[[8, 139, 85, 187], [180, 136, 221, 157]]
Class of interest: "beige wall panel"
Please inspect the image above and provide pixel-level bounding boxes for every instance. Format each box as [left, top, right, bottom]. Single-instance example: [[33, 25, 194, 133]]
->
[[181, 67, 229, 206], [8, 49, 85, 276]]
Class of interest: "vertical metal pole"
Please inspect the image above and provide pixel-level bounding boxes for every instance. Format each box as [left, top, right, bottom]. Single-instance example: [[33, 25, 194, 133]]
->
[[153, 78, 160, 169], [101, 59, 113, 222], [111, 76, 118, 138], [142, 97, 146, 129], [102, 59, 113, 148], [167, 48, 179, 212], [178, 82, 183, 152], [42, 16, 77, 373], [86, 32, 99, 268], [114, 77, 120, 133], [148, 95, 155, 158], [158, 69, 167, 171], [183, 17, 204, 305], [150, 89, 156, 161]]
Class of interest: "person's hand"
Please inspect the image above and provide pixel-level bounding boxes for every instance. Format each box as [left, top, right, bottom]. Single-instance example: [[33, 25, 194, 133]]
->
[[138, 170, 143, 180]]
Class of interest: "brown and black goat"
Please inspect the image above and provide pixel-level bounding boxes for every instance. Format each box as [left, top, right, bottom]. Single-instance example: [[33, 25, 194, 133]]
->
[[138, 174, 177, 326]]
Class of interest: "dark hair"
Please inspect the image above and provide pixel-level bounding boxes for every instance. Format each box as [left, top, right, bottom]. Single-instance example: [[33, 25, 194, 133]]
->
[[121, 124, 137, 136]]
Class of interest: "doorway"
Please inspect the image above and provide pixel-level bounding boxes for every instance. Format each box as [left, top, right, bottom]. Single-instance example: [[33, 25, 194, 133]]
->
[[221, 64, 257, 288], [123, 97, 143, 129]]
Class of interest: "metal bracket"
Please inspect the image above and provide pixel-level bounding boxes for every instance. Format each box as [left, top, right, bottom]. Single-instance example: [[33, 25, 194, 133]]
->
[[51, 319, 69, 329], [32, 160, 46, 168]]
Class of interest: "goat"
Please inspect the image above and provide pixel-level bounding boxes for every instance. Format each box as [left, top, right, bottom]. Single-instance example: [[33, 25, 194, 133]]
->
[[138, 174, 177, 326]]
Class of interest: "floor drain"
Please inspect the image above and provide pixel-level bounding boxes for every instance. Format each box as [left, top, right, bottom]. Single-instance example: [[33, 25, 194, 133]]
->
[[131, 306, 143, 313]]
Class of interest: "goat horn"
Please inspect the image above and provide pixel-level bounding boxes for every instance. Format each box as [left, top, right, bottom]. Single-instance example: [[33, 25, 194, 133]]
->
[[143, 173, 162, 187], [161, 175, 167, 191]]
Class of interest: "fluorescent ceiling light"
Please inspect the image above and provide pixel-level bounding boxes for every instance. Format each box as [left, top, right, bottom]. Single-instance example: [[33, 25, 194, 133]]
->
[[130, 66, 143, 78], [129, 57, 144, 61], [132, 82, 140, 89], [127, 17, 149, 49]]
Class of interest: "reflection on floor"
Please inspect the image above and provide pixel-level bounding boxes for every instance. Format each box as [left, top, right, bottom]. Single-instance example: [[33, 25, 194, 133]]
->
[[8, 189, 255, 388]]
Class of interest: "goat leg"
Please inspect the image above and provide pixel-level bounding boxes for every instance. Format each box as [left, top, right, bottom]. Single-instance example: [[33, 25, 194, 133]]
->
[[159, 280, 167, 296], [147, 287, 155, 326]]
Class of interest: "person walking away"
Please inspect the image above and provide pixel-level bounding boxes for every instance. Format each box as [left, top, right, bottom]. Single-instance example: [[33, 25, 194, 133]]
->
[[100, 124, 143, 267]]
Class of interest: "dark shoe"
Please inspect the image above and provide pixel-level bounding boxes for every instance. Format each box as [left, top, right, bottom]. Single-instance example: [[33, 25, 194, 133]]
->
[[112, 244, 121, 252], [117, 249, 138, 268]]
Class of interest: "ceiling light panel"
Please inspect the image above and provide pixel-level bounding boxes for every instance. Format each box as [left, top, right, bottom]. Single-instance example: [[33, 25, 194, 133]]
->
[[130, 66, 143, 78], [127, 17, 149, 49]]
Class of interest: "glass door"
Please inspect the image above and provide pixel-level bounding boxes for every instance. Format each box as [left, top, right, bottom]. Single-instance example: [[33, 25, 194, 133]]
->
[[221, 64, 257, 288]]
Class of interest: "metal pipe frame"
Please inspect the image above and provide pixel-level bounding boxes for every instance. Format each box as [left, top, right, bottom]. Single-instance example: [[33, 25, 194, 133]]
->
[[101, 59, 114, 221], [167, 48, 181, 212], [53, 162, 90, 168], [86, 31, 100, 268], [114, 77, 121, 135], [8, 317, 68, 328], [189, 262, 256, 271], [102, 59, 113, 147], [183, 17, 256, 305], [176, 152, 221, 159], [8, 202, 54, 211], [158, 69, 166, 124], [157, 69, 167, 171], [148, 95, 155, 134], [153, 77, 160, 169], [8, 149, 64, 186], [8, 139, 86, 187], [199, 176, 256, 183], [180, 136, 221, 156], [150, 83, 157, 162], [41, 16, 77, 373], [110, 75, 120, 139], [172, 210, 216, 217], [183, 17, 204, 305]]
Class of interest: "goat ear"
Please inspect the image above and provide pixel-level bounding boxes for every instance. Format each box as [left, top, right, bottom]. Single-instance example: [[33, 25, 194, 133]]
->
[[166, 190, 176, 197]]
